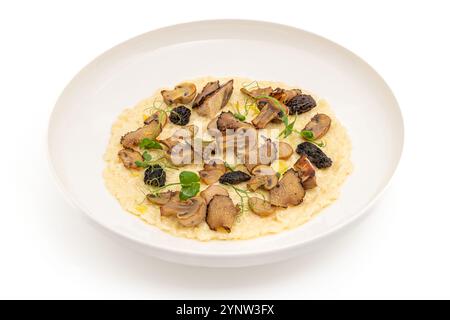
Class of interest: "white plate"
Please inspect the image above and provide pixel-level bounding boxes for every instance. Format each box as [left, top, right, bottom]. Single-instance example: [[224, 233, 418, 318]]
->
[[48, 20, 403, 267]]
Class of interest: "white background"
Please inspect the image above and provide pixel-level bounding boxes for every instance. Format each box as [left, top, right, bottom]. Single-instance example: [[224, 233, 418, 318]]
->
[[1, 0, 449, 299]]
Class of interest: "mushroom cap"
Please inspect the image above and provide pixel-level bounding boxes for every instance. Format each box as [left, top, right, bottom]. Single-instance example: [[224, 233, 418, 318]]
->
[[270, 88, 302, 104], [303, 114, 332, 140], [269, 169, 305, 207], [206, 195, 238, 232], [161, 82, 197, 105], [248, 197, 276, 217], [118, 148, 143, 169], [144, 110, 168, 127]]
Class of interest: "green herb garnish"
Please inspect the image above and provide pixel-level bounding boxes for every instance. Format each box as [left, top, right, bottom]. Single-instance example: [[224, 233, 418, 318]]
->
[[135, 151, 153, 168], [299, 130, 326, 147], [139, 138, 162, 150], [179, 171, 201, 200]]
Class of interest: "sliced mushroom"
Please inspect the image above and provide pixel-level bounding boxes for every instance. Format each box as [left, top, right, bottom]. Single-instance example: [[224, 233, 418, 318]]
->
[[270, 88, 302, 104], [269, 169, 305, 208], [195, 80, 234, 118], [206, 195, 238, 232], [247, 165, 278, 191], [293, 154, 317, 189], [258, 139, 278, 165], [144, 110, 167, 127], [159, 125, 198, 150], [200, 185, 229, 204], [278, 142, 293, 160], [160, 196, 206, 227], [199, 160, 227, 185], [240, 86, 273, 99], [146, 191, 178, 206], [192, 81, 220, 108], [252, 100, 280, 129], [216, 111, 253, 132], [118, 148, 143, 169], [303, 114, 332, 140], [161, 82, 197, 105], [120, 119, 163, 149], [248, 197, 276, 217], [177, 197, 207, 227]]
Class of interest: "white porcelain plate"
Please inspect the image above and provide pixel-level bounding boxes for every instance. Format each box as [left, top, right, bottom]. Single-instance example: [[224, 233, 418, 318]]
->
[[48, 20, 403, 267]]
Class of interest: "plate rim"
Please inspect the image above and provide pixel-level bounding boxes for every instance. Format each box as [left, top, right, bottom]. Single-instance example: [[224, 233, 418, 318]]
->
[[47, 19, 404, 261]]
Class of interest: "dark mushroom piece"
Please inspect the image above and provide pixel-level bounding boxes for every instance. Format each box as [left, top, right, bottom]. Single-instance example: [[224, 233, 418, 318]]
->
[[194, 80, 234, 118], [296, 142, 332, 169], [161, 82, 197, 105], [303, 114, 332, 140], [269, 169, 305, 208], [200, 185, 229, 205], [206, 195, 239, 232], [219, 171, 251, 185], [286, 94, 317, 115], [248, 197, 276, 217], [118, 148, 143, 169], [293, 155, 317, 189]]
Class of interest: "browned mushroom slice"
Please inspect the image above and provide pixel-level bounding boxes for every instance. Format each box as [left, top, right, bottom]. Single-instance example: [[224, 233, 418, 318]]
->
[[144, 110, 168, 127], [278, 142, 293, 160], [120, 120, 163, 149], [248, 197, 276, 217], [206, 195, 238, 232], [146, 191, 178, 206], [195, 80, 234, 118], [176, 197, 207, 227], [293, 154, 317, 189], [303, 114, 332, 140], [251, 97, 288, 129], [159, 125, 198, 150], [270, 88, 302, 104], [199, 160, 227, 185], [118, 148, 143, 169], [269, 169, 305, 208], [192, 81, 220, 108], [216, 111, 253, 132], [240, 86, 273, 99], [160, 195, 206, 227], [247, 165, 278, 191], [200, 185, 229, 204], [161, 82, 197, 105]]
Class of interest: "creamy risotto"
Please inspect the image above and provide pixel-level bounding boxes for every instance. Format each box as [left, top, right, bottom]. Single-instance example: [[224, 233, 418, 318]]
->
[[103, 77, 352, 241]]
